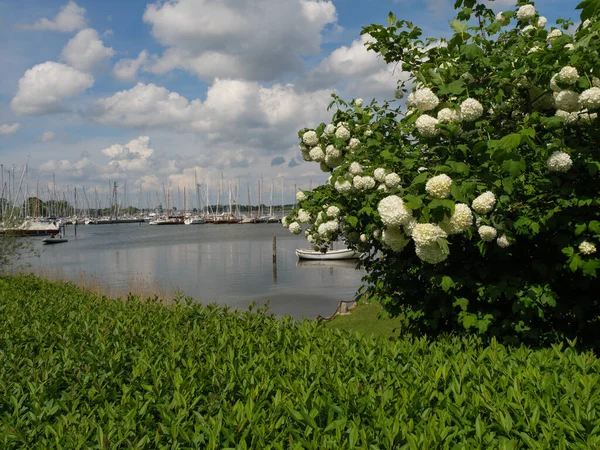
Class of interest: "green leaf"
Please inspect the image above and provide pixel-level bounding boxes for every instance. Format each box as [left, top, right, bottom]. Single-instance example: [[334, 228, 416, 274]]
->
[[438, 79, 465, 96], [346, 216, 358, 228], [460, 43, 484, 60], [450, 19, 469, 34], [441, 276, 455, 292]]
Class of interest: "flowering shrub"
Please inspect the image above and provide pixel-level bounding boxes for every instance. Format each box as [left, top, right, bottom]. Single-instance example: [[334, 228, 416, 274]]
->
[[286, 1, 600, 345]]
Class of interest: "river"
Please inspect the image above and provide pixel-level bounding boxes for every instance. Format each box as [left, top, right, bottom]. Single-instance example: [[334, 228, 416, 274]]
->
[[22, 222, 365, 319]]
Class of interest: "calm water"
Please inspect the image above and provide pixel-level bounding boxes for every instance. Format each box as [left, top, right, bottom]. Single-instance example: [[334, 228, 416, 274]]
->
[[23, 223, 365, 318]]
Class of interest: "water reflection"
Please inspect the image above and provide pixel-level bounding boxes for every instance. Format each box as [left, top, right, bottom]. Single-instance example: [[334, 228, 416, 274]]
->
[[25, 223, 365, 318]]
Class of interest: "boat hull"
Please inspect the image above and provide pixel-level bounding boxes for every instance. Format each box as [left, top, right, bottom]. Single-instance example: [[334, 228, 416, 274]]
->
[[42, 238, 68, 245], [295, 248, 360, 260]]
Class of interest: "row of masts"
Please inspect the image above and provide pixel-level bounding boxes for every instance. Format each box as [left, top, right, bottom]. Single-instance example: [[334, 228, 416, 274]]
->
[[0, 162, 300, 221]]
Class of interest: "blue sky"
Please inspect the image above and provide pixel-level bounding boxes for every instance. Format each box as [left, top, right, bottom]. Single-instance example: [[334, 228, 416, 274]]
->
[[0, 0, 582, 206]]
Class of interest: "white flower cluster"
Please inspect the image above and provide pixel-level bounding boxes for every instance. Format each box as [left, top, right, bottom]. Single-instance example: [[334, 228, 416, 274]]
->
[[496, 12, 508, 25], [302, 130, 319, 146], [296, 191, 307, 202], [374, 168, 386, 182], [309, 146, 325, 162], [289, 222, 302, 235], [326, 205, 340, 218], [382, 227, 409, 251], [413, 88, 440, 111], [557, 66, 578, 85], [478, 225, 497, 242], [415, 243, 448, 264], [360, 233, 367, 243], [438, 108, 460, 122], [347, 138, 361, 152], [416, 115, 440, 137], [349, 162, 363, 175], [425, 174, 452, 199], [537, 16, 547, 28], [547, 29, 562, 42], [516, 4, 536, 21], [324, 124, 336, 135], [472, 191, 496, 214], [579, 241, 597, 255], [460, 98, 484, 121], [355, 98, 363, 107], [298, 209, 311, 223], [378, 195, 412, 227], [334, 180, 352, 193], [335, 125, 351, 141], [546, 151, 572, 173], [384, 173, 401, 188], [555, 90, 580, 112], [497, 235, 511, 248], [441, 203, 473, 234], [412, 223, 447, 246], [580, 87, 600, 110], [317, 220, 339, 237]]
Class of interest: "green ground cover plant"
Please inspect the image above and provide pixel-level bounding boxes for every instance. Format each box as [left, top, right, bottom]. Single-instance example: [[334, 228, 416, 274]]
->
[[1, 275, 599, 448]]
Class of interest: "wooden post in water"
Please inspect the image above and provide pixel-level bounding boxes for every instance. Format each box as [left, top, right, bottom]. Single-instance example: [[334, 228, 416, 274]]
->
[[74, 219, 77, 236], [272, 234, 277, 282]]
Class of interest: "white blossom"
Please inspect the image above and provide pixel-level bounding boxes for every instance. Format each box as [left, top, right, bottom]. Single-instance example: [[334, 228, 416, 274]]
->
[[478, 225, 497, 242], [362, 176, 376, 190], [324, 124, 336, 135], [334, 180, 352, 193], [582, 19, 592, 29], [557, 66, 578, 85], [406, 92, 416, 108], [302, 130, 319, 146], [579, 87, 600, 110], [377, 184, 389, 192], [438, 108, 460, 122], [550, 74, 562, 93], [335, 126, 351, 141], [537, 16, 547, 28], [296, 191, 307, 202], [317, 220, 339, 237], [373, 168, 386, 182], [496, 12, 508, 24], [325, 144, 340, 159], [360, 233, 367, 243], [415, 243, 448, 264], [522, 25, 535, 33], [425, 174, 452, 199], [578, 109, 598, 123], [413, 88, 440, 111], [555, 109, 578, 125], [555, 90, 580, 112], [326, 206, 340, 218], [378, 195, 413, 227], [289, 222, 302, 235], [415, 114, 440, 137], [365, 129, 373, 137], [298, 209, 311, 223], [384, 173, 401, 189], [579, 241, 597, 255], [373, 229, 380, 238], [546, 151, 572, 173], [349, 162, 363, 176], [472, 191, 496, 214], [412, 223, 447, 247], [516, 4, 536, 21], [460, 98, 484, 121], [355, 98, 363, 107], [593, 77, 600, 88], [347, 138, 361, 152], [282, 216, 291, 228], [497, 235, 511, 248], [382, 227, 409, 252], [547, 29, 563, 42], [564, 43, 575, 51], [309, 146, 325, 162], [440, 203, 473, 234], [353, 175, 365, 189]]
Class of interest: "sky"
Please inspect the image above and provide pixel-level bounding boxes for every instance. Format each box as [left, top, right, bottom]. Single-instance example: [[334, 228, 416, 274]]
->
[[0, 0, 582, 207]]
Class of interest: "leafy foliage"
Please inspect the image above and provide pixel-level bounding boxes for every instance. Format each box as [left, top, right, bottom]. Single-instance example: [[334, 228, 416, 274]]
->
[[286, 2, 600, 346], [1, 276, 600, 448]]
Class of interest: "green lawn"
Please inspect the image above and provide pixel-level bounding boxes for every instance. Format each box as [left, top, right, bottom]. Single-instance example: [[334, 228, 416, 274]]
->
[[324, 301, 402, 339]]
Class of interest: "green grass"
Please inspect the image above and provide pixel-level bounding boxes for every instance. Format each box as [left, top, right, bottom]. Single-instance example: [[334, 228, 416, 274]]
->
[[324, 301, 401, 339], [2, 275, 600, 448]]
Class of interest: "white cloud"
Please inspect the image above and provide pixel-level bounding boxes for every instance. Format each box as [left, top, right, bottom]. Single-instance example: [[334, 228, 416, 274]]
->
[[23, 1, 87, 32], [112, 50, 149, 82], [11, 62, 94, 115], [39, 156, 95, 179], [39, 131, 56, 142], [301, 34, 403, 98], [61, 28, 115, 72], [142, 0, 337, 81], [0, 123, 21, 136], [101, 136, 156, 172]]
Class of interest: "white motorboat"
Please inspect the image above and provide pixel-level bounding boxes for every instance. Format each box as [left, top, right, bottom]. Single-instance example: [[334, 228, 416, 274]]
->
[[184, 216, 205, 225], [295, 248, 360, 260]]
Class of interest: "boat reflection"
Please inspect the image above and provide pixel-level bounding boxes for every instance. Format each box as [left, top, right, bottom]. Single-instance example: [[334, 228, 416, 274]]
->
[[296, 259, 359, 270]]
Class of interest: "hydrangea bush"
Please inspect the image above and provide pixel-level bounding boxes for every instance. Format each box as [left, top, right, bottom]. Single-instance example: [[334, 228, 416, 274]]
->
[[286, 0, 600, 345]]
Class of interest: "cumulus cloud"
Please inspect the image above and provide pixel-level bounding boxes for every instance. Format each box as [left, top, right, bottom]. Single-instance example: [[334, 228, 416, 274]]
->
[[61, 28, 115, 72], [112, 50, 149, 82], [0, 123, 21, 136], [39, 131, 56, 142], [142, 0, 337, 81], [39, 156, 95, 180], [101, 136, 157, 172], [88, 80, 332, 153], [301, 34, 403, 97], [271, 156, 286, 166], [23, 1, 87, 32], [11, 62, 94, 115]]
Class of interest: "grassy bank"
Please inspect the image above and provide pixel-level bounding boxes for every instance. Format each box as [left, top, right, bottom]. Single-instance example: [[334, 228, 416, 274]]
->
[[324, 302, 401, 339], [1, 275, 599, 448]]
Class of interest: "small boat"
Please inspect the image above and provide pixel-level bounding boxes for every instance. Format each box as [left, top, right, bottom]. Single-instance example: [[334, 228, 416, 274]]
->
[[42, 236, 68, 245], [184, 216, 205, 225], [295, 248, 360, 260]]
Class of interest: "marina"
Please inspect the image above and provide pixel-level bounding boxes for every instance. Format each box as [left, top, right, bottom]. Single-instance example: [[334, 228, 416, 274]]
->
[[21, 223, 365, 319]]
